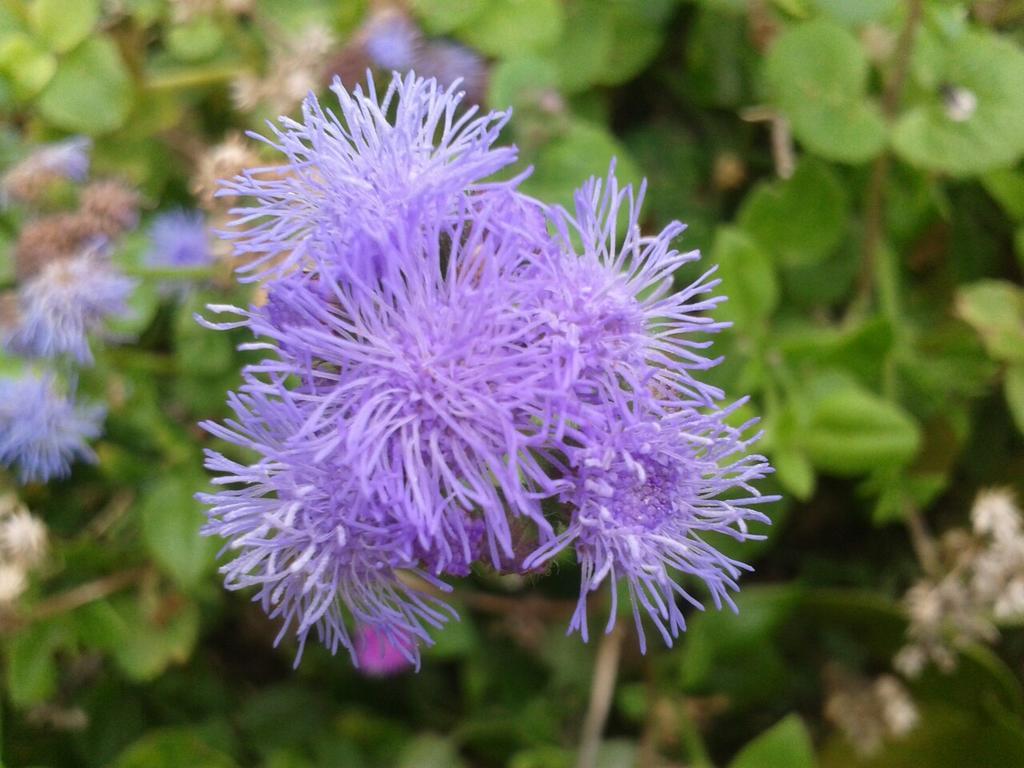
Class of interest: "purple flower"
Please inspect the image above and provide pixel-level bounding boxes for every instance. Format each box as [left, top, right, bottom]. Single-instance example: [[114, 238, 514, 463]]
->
[[0, 372, 104, 484], [199, 386, 455, 667], [415, 41, 487, 102], [207, 197, 564, 574], [355, 625, 415, 676], [201, 74, 776, 665], [145, 210, 213, 269], [529, 169, 728, 420], [363, 9, 421, 71], [3, 245, 136, 364], [219, 72, 517, 281], [525, 408, 775, 652], [32, 137, 92, 182]]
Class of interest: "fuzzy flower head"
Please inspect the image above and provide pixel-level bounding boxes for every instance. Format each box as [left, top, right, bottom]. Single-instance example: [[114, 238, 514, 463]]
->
[[145, 210, 213, 269], [531, 169, 727, 422], [1, 137, 91, 205], [200, 387, 456, 666], [3, 245, 136, 364], [211, 198, 563, 571], [220, 72, 517, 281], [0, 372, 104, 484], [526, 408, 774, 651]]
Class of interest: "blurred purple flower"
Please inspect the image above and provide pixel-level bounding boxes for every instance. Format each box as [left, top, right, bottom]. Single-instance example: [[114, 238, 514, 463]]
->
[[145, 210, 213, 269], [355, 625, 415, 676], [415, 41, 486, 101], [3, 245, 136, 364], [363, 9, 421, 71], [0, 372, 104, 484]]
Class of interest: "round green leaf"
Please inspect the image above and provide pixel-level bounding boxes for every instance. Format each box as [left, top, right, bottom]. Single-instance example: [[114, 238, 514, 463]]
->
[[737, 158, 849, 266], [0, 32, 57, 100], [457, 0, 565, 57], [411, 0, 487, 34], [765, 19, 886, 163], [166, 17, 225, 63], [544, 0, 615, 93], [893, 32, 1024, 176], [29, 0, 98, 54], [37, 38, 133, 134]]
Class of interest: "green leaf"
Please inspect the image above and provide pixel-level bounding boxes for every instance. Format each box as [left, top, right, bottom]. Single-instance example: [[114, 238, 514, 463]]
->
[[111, 728, 237, 768], [711, 227, 779, 333], [982, 168, 1024, 223], [772, 445, 815, 500], [487, 55, 559, 112], [737, 159, 848, 266], [680, 586, 801, 704], [812, 0, 897, 25], [1006, 365, 1024, 434], [955, 280, 1024, 363], [765, 19, 886, 163], [684, 7, 758, 108], [893, 31, 1024, 176], [0, 32, 57, 99], [799, 377, 921, 475], [543, 0, 615, 93], [456, 0, 565, 57], [37, 38, 133, 134], [29, 0, 98, 53], [166, 17, 225, 63], [595, 0, 673, 86], [411, 0, 487, 34], [729, 714, 816, 768], [140, 475, 217, 590], [79, 594, 200, 681], [5, 620, 67, 708], [398, 734, 467, 768], [520, 119, 642, 211]]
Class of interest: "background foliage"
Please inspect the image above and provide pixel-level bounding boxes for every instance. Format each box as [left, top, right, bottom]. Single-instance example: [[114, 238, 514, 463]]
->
[[2, 0, 1024, 766]]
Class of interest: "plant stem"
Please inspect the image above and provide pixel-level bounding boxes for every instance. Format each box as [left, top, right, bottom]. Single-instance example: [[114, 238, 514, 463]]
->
[[851, 0, 925, 319], [576, 625, 625, 768]]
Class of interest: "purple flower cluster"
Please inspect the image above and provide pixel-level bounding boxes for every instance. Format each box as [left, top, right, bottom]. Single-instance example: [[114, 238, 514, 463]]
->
[[201, 73, 776, 668]]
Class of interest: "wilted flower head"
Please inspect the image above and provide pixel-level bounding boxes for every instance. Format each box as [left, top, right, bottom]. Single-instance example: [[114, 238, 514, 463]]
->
[[0, 372, 104, 484], [145, 210, 213, 269], [0, 505, 48, 569], [79, 180, 140, 237], [1, 137, 91, 205], [3, 245, 136, 364], [220, 72, 516, 281]]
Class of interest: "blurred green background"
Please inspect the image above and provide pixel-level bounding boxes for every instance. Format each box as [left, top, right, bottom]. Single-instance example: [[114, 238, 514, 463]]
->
[[2, 0, 1024, 766]]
